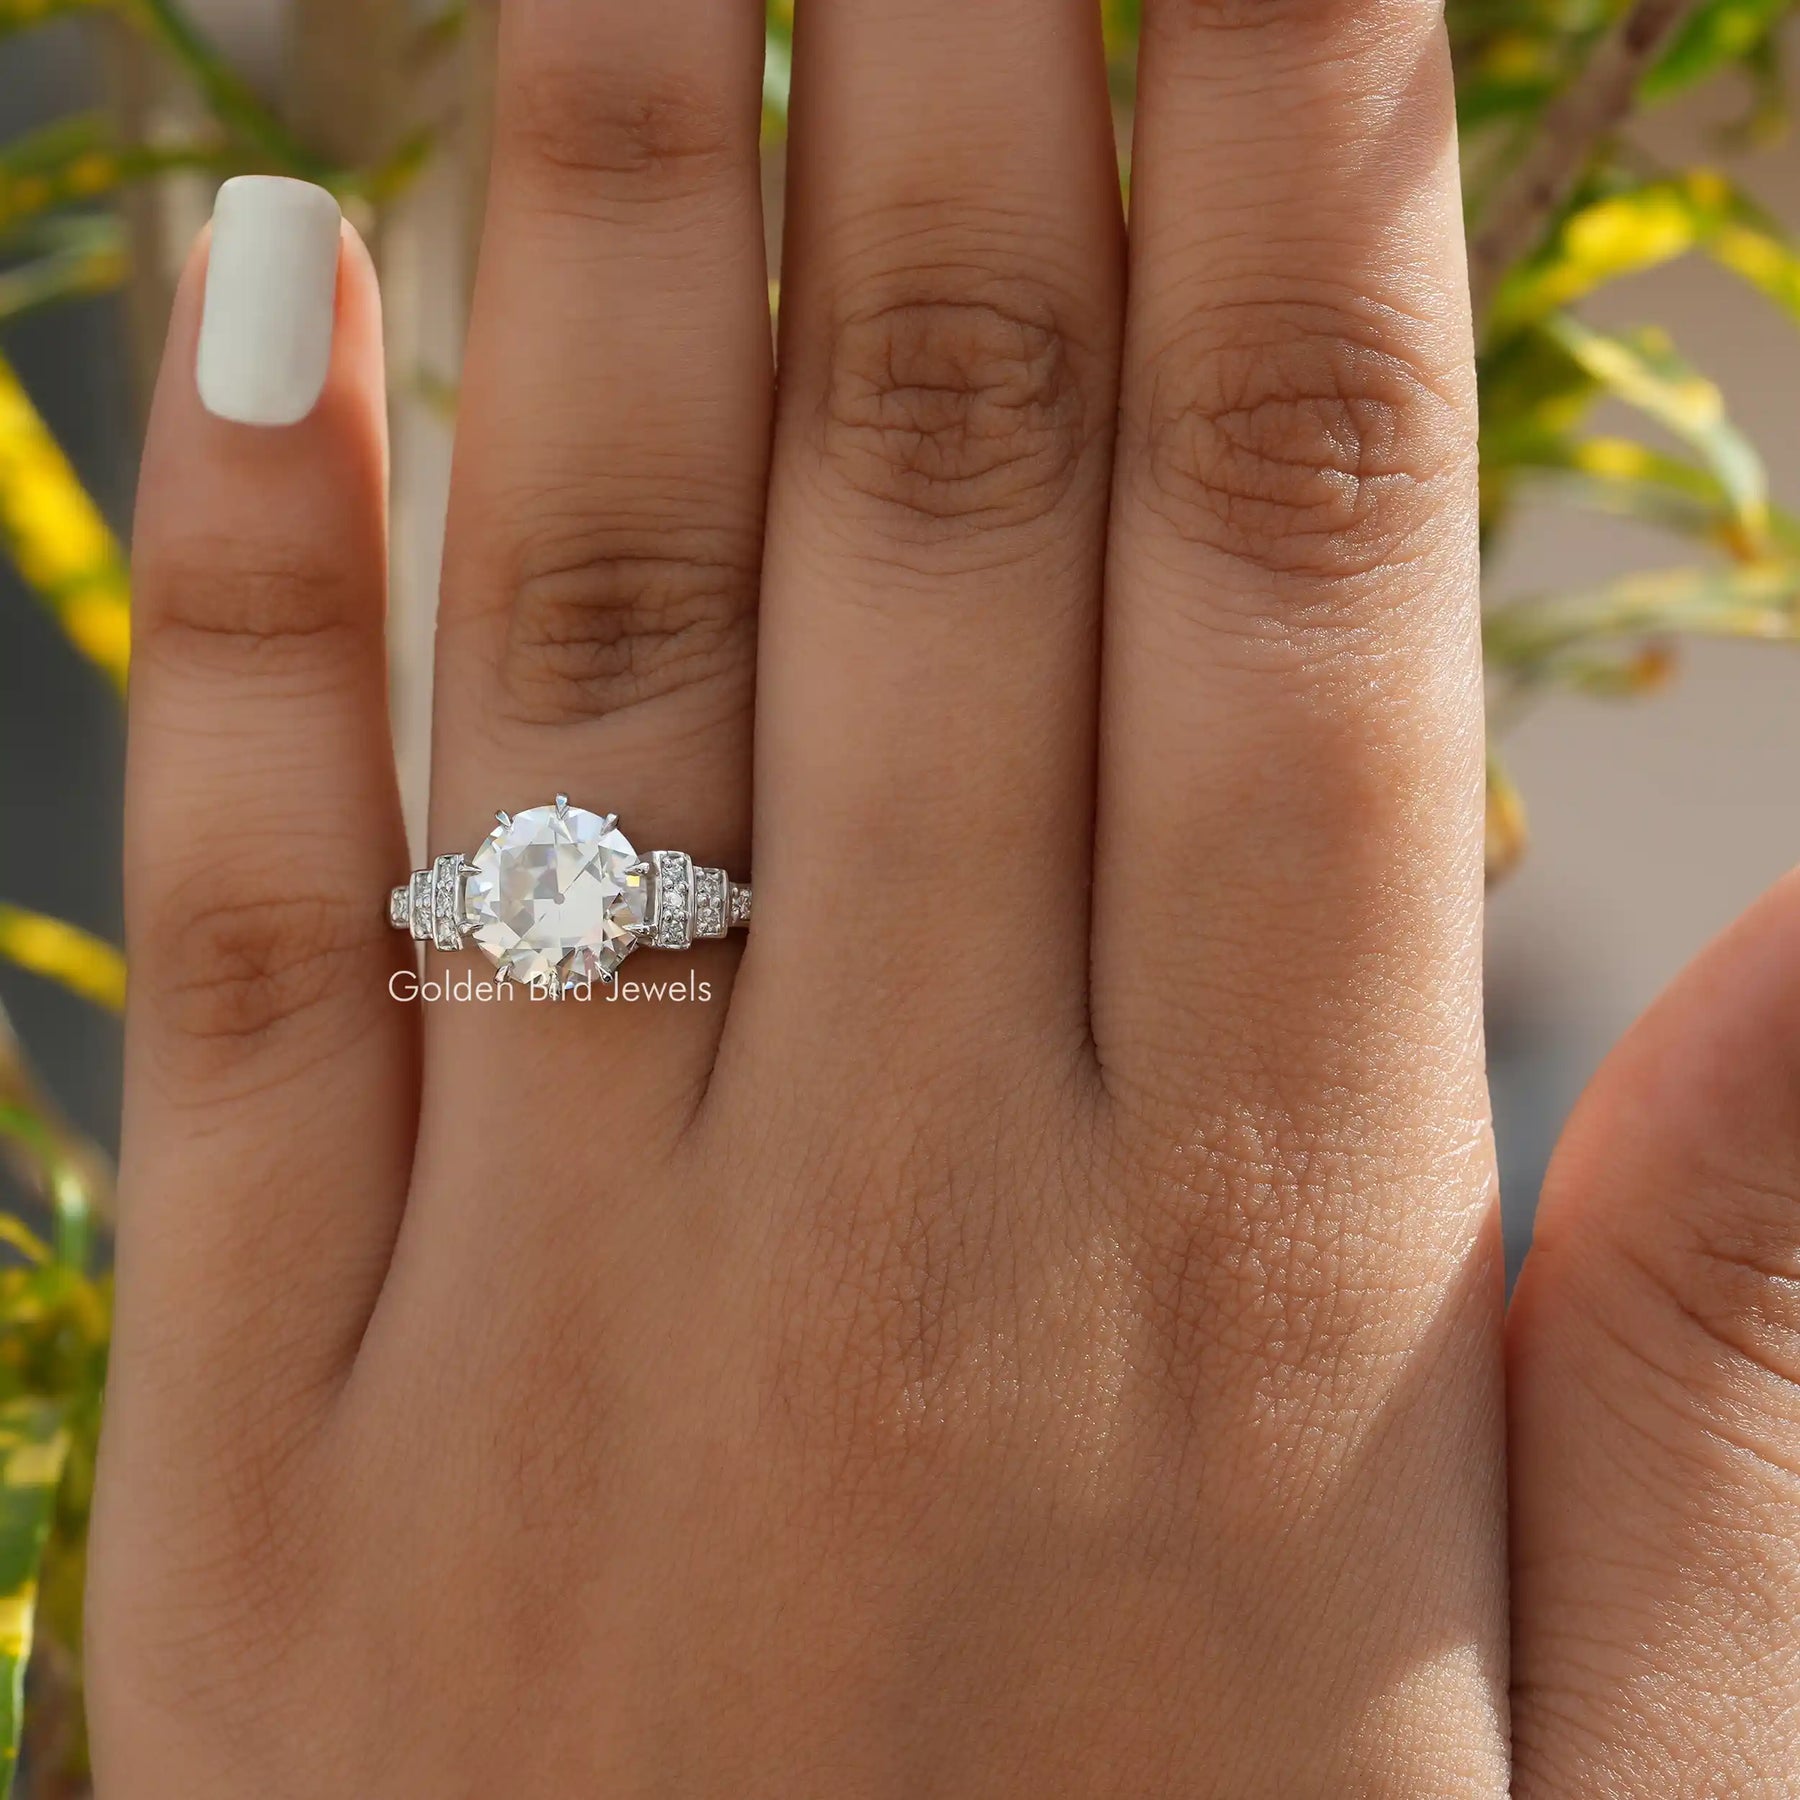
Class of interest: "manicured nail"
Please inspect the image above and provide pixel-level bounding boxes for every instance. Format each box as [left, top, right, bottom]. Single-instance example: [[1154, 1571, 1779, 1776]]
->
[[196, 176, 342, 427]]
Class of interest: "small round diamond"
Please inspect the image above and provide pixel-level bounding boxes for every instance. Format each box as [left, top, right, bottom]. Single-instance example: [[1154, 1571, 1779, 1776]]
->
[[464, 804, 649, 988]]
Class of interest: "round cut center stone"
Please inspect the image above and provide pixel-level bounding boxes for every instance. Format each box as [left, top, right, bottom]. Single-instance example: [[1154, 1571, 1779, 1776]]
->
[[465, 805, 649, 988]]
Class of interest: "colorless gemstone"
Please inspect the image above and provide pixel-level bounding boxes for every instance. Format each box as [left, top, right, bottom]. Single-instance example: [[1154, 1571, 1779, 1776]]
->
[[388, 885, 411, 931], [727, 884, 752, 929], [464, 804, 649, 988]]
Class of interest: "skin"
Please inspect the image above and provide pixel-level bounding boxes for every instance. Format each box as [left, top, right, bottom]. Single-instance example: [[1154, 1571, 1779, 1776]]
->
[[83, 0, 1800, 1793]]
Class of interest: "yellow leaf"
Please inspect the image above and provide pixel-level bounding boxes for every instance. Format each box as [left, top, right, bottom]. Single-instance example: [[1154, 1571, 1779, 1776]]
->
[[0, 1220, 49, 1269], [0, 1592, 30, 1663], [1492, 172, 1800, 337], [1573, 437, 1658, 480], [1488, 561, 1800, 668], [0, 352, 129, 691], [1486, 756, 1529, 885], [0, 906, 125, 1012], [1, 1441, 61, 1493], [1482, 32, 1559, 81], [0, 1396, 70, 1784], [1542, 314, 1768, 545]]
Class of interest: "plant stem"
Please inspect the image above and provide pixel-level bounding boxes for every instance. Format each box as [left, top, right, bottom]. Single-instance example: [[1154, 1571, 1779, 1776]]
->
[[126, 0, 327, 178], [98, 11, 171, 424], [0, 235, 126, 326], [0, 1003, 113, 1239], [1467, 0, 1704, 331]]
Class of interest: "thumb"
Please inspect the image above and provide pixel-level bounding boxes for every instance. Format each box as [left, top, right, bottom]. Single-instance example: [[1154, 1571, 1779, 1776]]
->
[[1510, 868, 1800, 1797]]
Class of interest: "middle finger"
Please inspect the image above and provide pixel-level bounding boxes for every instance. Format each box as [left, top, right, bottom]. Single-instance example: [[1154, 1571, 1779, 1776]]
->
[[747, 0, 1124, 1060]]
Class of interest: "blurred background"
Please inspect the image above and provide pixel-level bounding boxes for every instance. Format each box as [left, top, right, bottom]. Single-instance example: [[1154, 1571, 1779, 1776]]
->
[[1484, 69, 1800, 1270], [0, 2, 1798, 1790]]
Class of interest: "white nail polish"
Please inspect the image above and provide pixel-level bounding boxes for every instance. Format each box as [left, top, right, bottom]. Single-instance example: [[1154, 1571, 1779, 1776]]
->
[[197, 176, 342, 427]]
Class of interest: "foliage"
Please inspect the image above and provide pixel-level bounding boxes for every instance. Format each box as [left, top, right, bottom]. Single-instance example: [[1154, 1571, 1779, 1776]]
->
[[2, 0, 1799, 1791], [0, 1107, 105, 1798]]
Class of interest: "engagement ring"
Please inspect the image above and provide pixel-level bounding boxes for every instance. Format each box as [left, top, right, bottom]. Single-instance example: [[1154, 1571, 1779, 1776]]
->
[[389, 797, 751, 992]]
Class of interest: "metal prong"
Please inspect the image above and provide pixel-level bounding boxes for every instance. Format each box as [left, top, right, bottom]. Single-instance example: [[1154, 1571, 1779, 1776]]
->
[[598, 813, 618, 834], [495, 810, 512, 827], [556, 794, 569, 815]]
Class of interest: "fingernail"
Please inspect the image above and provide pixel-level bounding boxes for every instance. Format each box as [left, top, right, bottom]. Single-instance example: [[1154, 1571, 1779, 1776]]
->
[[197, 176, 342, 427]]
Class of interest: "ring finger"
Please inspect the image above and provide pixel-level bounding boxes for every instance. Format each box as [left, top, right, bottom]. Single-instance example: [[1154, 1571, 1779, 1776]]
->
[[422, 0, 773, 1148]]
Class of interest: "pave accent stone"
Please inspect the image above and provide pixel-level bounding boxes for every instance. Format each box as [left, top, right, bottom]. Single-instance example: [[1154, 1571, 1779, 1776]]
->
[[408, 870, 434, 944], [431, 855, 466, 954], [693, 867, 728, 940], [653, 852, 694, 952], [727, 883, 752, 929]]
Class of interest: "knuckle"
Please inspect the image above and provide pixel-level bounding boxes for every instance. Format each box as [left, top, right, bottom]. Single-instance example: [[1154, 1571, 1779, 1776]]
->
[[492, 523, 757, 729], [137, 541, 370, 678], [1096, 1087, 1460, 1489], [778, 1162, 975, 1455], [1130, 296, 1471, 594], [1130, 1125, 1353, 1384], [755, 1096, 1025, 1513], [501, 52, 741, 200], [818, 287, 1091, 535], [91, 1454, 334, 1751], [138, 874, 379, 1078], [1157, 0, 1430, 43]]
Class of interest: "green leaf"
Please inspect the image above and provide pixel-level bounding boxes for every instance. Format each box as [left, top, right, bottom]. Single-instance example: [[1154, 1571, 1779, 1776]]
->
[[1477, 319, 1605, 527], [1481, 308, 1601, 415], [1706, 203, 1800, 322], [0, 217, 126, 325], [1487, 430, 1800, 553], [125, 0, 326, 179], [1722, 28, 1790, 147], [415, 0, 468, 60], [1540, 313, 1769, 545], [0, 1219, 51, 1271], [1486, 559, 1800, 670], [1456, 31, 1566, 132], [0, 1395, 70, 1798], [1534, 640, 1682, 696], [0, 0, 109, 37], [339, 129, 435, 209], [1642, 0, 1790, 103], [1488, 427, 1719, 528], [762, 23, 792, 139], [0, 1108, 93, 1274], [0, 114, 227, 240], [1102, 0, 1142, 56]]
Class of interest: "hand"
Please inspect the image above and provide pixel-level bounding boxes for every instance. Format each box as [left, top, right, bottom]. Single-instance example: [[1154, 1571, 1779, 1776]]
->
[[87, 2, 1800, 1794]]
